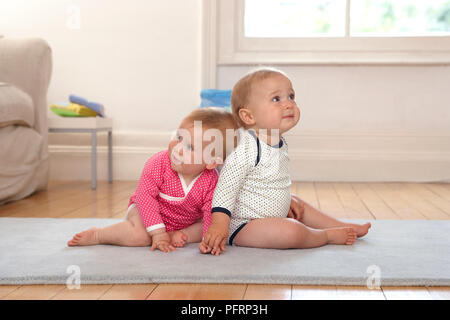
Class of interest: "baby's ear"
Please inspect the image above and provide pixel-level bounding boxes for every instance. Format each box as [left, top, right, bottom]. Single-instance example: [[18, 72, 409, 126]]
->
[[206, 157, 223, 170], [238, 108, 255, 126]]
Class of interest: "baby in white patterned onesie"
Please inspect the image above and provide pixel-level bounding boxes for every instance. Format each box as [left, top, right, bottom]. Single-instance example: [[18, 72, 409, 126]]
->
[[199, 67, 371, 256]]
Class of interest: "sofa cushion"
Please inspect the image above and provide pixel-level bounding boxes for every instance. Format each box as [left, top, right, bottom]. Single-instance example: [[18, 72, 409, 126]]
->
[[0, 82, 34, 128], [0, 125, 44, 204]]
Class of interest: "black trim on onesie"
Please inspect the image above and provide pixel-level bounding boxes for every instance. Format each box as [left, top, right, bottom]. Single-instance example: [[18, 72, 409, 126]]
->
[[211, 207, 231, 217], [248, 130, 284, 163], [229, 223, 248, 245], [248, 130, 261, 166], [255, 137, 261, 166], [273, 138, 284, 148]]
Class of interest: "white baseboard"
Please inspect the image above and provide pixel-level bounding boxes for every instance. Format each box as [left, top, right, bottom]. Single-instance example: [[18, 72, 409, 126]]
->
[[48, 130, 450, 182]]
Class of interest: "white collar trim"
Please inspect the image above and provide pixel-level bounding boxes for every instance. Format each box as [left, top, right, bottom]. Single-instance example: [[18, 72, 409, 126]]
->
[[159, 172, 203, 202], [178, 172, 202, 197]]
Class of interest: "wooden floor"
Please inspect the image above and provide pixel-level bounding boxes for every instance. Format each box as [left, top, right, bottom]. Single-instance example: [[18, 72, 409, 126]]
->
[[1, 180, 450, 300]]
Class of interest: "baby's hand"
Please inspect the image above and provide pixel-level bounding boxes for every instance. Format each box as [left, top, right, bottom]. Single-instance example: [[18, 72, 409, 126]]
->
[[200, 222, 229, 256], [288, 194, 304, 221], [151, 232, 176, 253]]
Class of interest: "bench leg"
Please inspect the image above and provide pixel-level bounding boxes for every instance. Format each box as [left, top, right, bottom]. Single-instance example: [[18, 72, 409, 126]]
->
[[108, 130, 113, 183], [91, 131, 97, 190]]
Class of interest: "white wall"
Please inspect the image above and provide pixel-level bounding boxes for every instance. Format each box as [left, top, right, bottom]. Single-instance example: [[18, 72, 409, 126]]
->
[[1, 0, 449, 182], [0, 0, 203, 181], [218, 65, 450, 132], [0, 0, 202, 133], [218, 65, 450, 182]]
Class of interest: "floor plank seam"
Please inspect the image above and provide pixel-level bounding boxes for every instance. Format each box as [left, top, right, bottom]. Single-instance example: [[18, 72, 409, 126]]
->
[[241, 284, 248, 300], [146, 284, 159, 300]]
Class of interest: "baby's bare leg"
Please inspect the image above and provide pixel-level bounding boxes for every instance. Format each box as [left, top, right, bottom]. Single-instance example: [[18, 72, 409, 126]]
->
[[233, 218, 356, 249], [168, 221, 203, 247], [67, 207, 151, 247], [292, 195, 371, 237]]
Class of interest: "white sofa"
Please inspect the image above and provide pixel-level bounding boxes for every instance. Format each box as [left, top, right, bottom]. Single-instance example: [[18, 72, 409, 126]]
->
[[0, 37, 52, 205]]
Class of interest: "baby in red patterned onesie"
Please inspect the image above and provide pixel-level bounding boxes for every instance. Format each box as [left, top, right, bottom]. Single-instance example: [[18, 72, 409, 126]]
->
[[67, 107, 238, 252]]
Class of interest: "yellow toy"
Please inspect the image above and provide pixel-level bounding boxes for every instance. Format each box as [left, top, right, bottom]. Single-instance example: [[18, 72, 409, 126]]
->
[[50, 102, 98, 117]]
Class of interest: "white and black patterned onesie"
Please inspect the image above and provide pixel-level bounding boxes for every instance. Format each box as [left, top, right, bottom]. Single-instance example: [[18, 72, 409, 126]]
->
[[211, 129, 292, 245]]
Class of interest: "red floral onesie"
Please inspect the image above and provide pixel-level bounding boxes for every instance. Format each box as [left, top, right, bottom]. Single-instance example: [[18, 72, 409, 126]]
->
[[128, 150, 218, 237]]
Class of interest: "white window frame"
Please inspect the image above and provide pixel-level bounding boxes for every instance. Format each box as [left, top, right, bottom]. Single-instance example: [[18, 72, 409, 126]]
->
[[217, 0, 450, 65]]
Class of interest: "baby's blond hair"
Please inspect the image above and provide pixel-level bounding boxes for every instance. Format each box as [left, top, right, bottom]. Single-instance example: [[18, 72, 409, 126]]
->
[[182, 107, 238, 161], [231, 67, 289, 128]]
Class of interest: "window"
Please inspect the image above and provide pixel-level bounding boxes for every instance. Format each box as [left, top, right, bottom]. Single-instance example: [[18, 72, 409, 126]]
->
[[245, 0, 450, 38], [351, 0, 450, 36], [217, 0, 450, 64], [245, 0, 347, 37]]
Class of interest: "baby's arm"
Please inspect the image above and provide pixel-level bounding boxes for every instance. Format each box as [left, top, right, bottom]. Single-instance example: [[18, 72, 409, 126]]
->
[[199, 212, 230, 255], [199, 172, 228, 254], [132, 153, 172, 252], [200, 130, 256, 255]]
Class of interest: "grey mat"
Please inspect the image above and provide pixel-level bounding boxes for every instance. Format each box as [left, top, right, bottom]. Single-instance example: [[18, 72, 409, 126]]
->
[[0, 217, 449, 286]]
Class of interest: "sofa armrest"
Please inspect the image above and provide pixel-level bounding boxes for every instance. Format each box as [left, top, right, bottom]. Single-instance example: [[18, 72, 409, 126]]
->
[[0, 37, 52, 140]]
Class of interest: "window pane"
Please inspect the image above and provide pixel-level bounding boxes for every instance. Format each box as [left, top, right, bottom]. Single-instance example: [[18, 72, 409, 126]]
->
[[351, 0, 450, 36], [244, 0, 346, 37]]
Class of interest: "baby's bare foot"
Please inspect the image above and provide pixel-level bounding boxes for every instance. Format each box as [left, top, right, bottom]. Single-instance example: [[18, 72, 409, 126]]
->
[[199, 241, 212, 254], [325, 227, 357, 245], [67, 228, 100, 246], [169, 230, 188, 248], [346, 222, 371, 238]]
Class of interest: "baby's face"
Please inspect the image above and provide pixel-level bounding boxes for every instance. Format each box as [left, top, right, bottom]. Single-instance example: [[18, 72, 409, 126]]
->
[[246, 74, 300, 135], [168, 120, 217, 177]]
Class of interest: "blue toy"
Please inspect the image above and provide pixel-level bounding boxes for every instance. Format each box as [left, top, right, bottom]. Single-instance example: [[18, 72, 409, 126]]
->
[[200, 89, 231, 111], [69, 94, 105, 117]]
